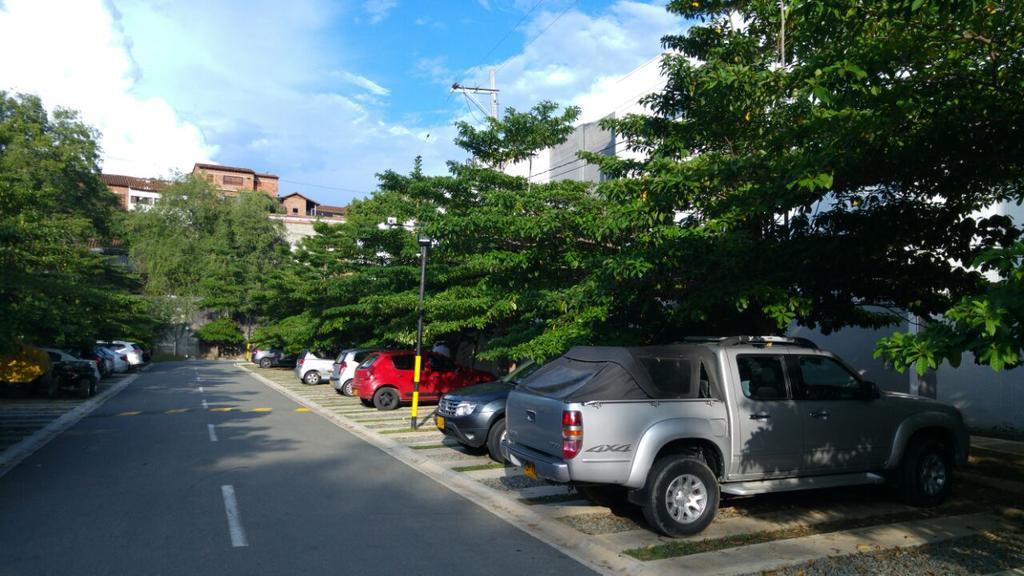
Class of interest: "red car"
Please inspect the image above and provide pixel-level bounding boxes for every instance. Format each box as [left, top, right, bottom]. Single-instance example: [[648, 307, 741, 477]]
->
[[352, 350, 494, 410]]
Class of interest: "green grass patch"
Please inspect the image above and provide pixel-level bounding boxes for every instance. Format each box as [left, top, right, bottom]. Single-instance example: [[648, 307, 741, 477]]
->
[[409, 443, 449, 450], [452, 462, 509, 473], [624, 507, 975, 561]]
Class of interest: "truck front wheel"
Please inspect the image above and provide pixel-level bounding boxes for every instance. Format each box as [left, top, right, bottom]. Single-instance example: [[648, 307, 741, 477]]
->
[[898, 437, 952, 507], [642, 456, 719, 537]]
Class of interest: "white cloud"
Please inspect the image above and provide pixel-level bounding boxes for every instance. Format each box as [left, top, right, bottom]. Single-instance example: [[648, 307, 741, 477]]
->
[[364, 0, 396, 24], [336, 71, 390, 96], [461, 1, 685, 124], [0, 0, 217, 178]]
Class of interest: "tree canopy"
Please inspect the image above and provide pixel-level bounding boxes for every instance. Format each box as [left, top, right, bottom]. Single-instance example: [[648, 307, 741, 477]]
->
[[126, 175, 290, 339], [0, 92, 157, 352], [584, 0, 1024, 369]]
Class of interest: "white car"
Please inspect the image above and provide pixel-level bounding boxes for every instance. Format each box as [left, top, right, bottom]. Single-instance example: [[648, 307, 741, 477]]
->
[[98, 346, 129, 373], [293, 350, 337, 385], [99, 341, 146, 368], [330, 348, 379, 396]]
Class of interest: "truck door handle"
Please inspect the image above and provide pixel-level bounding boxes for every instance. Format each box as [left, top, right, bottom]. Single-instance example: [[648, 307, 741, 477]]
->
[[749, 412, 771, 421], [810, 410, 830, 420]]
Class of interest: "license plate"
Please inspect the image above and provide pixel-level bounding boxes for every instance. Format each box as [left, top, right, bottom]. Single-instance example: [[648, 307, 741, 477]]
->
[[523, 461, 537, 480], [435, 415, 444, 430]]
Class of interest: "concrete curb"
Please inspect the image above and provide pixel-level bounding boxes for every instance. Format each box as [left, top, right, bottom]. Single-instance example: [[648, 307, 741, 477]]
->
[[0, 370, 142, 479], [238, 363, 654, 576]]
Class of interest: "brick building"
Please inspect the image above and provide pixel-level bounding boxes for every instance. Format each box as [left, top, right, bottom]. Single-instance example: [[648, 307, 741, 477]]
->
[[191, 163, 279, 197], [101, 174, 167, 211]]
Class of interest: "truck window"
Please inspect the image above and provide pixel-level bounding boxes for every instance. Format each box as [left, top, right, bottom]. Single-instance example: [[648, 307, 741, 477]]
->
[[736, 355, 788, 400], [794, 356, 862, 400], [638, 356, 692, 398]]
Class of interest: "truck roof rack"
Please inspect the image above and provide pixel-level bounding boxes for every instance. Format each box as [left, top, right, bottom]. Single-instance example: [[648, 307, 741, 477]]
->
[[717, 336, 818, 349]]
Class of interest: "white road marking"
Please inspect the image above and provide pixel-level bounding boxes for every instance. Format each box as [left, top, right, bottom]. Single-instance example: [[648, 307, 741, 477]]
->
[[202, 399, 209, 410], [199, 386, 204, 394], [221, 485, 249, 547], [207, 424, 219, 442]]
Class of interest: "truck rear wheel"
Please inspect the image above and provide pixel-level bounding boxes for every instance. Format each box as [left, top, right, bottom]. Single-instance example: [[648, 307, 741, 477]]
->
[[642, 456, 719, 537]]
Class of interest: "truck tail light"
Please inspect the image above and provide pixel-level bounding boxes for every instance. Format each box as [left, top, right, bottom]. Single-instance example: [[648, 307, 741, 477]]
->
[[562, 410, 583, 459]]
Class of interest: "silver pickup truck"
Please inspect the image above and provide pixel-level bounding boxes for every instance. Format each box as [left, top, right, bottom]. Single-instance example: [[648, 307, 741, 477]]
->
[[504, 336, 969, 536]]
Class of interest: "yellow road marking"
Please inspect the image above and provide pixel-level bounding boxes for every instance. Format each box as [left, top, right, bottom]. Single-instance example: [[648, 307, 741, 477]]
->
[[295, 407, 311, 413], [117, 411, 141, 416], [209, 407, 234, 412], [251, 407, 272, 413], [165, 408, 190, 414]]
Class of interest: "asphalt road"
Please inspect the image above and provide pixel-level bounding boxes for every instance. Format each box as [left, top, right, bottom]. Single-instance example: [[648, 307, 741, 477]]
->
[[0, 361, 595, 576]]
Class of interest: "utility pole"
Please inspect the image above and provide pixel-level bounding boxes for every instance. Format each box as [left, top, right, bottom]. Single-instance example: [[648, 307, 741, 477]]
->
[[451, 69, 500, 120]]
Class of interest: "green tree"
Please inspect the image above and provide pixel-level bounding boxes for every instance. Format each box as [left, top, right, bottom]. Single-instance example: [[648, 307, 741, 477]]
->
[[0, 92, 156, 351], [260, 103, 642, 362], [583, 0, 1024, 358], [194, 317, 244, 356], [127, 175, 288, 338]]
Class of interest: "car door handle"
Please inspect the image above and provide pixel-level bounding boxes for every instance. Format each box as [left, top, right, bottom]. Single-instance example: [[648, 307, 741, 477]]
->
[[749, 412, 771, 421], [810, 410, 831, 420]]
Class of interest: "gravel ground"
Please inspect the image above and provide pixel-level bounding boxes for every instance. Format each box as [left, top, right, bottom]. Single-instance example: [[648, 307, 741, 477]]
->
[[746, 530, 1024, 576], [558, 511, 644, 535]]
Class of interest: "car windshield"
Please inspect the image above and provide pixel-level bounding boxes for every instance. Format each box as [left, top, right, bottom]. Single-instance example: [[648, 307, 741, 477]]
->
[[503, 360, 541, 385]]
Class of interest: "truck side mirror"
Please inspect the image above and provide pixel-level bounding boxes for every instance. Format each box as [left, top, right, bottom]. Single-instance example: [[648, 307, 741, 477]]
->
[[861, 381, 881, 400]]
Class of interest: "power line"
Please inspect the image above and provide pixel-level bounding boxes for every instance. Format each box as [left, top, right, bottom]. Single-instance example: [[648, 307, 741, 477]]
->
[[279, 179, 371, 196], [447, 0, 546, 102], [496, 0, 580, 74]]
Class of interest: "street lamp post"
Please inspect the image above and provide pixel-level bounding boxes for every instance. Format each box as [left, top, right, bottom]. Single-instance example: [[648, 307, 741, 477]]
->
[[411, 235, 430, 430]]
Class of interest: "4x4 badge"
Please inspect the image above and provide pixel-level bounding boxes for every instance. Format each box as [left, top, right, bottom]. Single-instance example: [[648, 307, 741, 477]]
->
[[585, 444, 631, 453]]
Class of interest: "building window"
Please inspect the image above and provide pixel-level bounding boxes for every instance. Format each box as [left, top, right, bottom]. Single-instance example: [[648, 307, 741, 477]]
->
[[292, 207, 298, 214], [223, 175, 244, 186]]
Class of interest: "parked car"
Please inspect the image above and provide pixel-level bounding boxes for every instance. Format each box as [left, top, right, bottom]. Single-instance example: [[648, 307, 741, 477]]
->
[[352, 350, 495, 410], [69, 347, 111, 378], [0, 344, 53, 398], [251, 348, 297, 369], [504, 336, 969, 537], [293, 350, 337, 385], [42, 348, 98, 398], [97, 346, 129, 373], [330, 348, 380, 396], [437, 360, 541, 462], [97, 340, 145, 369]]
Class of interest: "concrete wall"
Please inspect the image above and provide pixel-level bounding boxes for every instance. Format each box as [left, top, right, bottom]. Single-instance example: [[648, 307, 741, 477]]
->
[[938, 355, 1023, 433]]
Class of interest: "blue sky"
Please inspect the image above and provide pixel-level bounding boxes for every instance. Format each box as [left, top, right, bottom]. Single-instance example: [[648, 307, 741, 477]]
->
[[0, 0, 684, 205]]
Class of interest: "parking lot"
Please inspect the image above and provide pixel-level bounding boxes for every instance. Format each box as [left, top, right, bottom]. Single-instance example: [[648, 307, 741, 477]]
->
[[247, 363, 1024, 576]]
